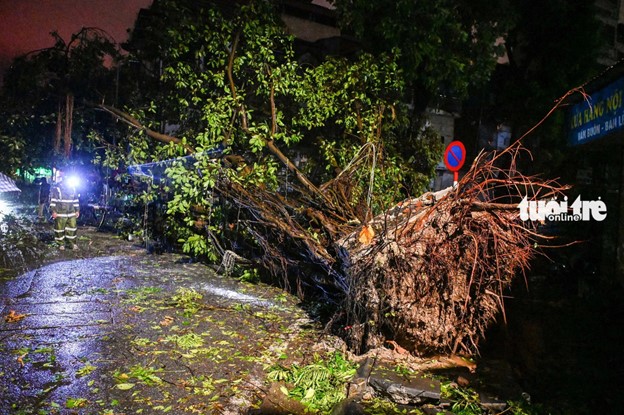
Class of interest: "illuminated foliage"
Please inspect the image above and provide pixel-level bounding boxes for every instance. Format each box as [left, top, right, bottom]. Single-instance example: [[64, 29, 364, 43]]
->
[[107, 0, 436, 258]]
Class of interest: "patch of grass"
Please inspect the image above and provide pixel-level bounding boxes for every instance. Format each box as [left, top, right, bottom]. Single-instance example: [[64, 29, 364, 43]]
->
[[267, 351, 356, 413]]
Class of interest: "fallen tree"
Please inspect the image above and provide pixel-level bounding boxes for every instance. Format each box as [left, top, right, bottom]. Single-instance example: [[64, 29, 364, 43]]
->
[[211, 140, 567, 356], [101, 94, 567, 355], [101, 98, 566, 356], [93, 1, 577, 356], [334, 147, 566, 355], [207, 88, 580, 356]]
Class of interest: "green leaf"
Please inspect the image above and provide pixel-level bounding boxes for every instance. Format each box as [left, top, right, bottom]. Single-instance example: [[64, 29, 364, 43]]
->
[[76, 363, 96, 377], [65, 398, 88, 408], [304, 387, 315, 400]]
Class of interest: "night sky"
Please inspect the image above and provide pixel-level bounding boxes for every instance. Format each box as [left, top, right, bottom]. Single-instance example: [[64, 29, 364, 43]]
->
[[0, 0, 153, 77]]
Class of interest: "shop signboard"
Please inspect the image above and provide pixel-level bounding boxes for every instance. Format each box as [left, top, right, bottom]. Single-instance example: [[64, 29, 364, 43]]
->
[[568, 76, 624, 146]]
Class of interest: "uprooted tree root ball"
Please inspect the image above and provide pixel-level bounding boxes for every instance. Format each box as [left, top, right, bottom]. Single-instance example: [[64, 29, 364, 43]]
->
[[214, 141, 567, 356]]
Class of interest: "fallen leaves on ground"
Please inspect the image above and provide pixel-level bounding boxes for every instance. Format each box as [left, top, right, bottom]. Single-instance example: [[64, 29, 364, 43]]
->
[[160, 315, 174, 326], [4, 310, 27, 323], [17, 353, 27, 367]]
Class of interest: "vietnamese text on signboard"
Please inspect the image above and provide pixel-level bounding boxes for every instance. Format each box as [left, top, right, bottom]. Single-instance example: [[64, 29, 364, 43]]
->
[[568, 76, 624, 146]]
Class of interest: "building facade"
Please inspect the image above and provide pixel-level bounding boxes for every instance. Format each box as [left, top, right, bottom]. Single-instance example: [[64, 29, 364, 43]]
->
[[566, 61, 624, 286]]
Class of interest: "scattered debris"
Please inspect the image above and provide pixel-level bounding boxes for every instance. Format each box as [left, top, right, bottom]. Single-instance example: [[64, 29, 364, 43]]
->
[[4, 309, 27, 323]]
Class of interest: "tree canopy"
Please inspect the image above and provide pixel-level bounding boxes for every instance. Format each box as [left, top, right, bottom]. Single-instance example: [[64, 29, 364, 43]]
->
[[332, 0, 512, 107], [0, 0, 605, 258], [85, 0, 445, 259], [0, 27, 119, 173]]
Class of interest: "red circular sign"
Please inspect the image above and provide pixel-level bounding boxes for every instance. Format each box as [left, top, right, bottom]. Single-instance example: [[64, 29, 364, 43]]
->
[[444, 141, 466, 172]]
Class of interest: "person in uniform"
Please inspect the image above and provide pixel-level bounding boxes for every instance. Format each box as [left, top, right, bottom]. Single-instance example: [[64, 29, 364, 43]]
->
[[49, 171, 80, 250]]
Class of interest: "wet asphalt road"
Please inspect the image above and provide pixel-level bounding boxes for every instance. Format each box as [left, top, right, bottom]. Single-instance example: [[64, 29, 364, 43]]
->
[[0, 257, 127, 413], [0, 229, 321, 414]]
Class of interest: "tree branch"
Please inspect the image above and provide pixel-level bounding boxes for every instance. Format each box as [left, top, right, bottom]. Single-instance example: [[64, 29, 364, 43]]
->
[[227, 31, 240, 102], [96, 103, 194, 154], [270, 82, 277, 136], [225, 31, 249, 133]]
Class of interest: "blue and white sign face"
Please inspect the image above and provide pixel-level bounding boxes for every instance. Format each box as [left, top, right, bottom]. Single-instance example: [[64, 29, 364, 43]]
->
[[568, 77, 624, 146]]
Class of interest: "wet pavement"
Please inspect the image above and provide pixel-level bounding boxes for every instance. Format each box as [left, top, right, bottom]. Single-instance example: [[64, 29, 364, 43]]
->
[[1, 203, 589, 415], [0, 227, 326, 414]]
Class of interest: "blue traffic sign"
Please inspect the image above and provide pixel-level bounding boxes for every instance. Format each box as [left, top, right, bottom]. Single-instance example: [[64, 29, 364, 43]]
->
[[444, 141, 466, 172]]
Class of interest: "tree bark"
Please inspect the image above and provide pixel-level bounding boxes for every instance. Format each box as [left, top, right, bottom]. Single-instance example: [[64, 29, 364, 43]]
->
[[97, 103, 194, 154]]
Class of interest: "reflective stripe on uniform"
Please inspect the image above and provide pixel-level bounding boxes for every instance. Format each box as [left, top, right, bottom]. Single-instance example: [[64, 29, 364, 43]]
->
[[65, 227, 77, 232], [65, 235, 77, 240], [53, 198, 77, 203], [56, 213, 76, 218]]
